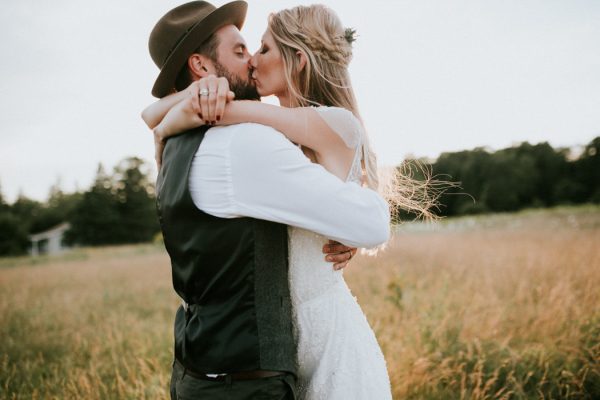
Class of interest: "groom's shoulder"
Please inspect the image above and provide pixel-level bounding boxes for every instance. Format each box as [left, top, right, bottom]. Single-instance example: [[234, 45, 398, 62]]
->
[[207, 123, 290, 150], [217, 122, 285, 138]]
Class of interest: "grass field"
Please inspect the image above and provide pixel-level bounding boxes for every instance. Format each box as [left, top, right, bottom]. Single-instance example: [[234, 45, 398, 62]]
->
[[1, 206, 599, 399]]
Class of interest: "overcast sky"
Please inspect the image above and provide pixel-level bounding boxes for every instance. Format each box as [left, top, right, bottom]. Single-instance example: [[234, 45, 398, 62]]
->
[[1, 0, 599, 202]]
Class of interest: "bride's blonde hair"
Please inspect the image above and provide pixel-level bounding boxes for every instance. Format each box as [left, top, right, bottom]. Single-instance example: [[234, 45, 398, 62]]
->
[[269, 5, 442, 220]]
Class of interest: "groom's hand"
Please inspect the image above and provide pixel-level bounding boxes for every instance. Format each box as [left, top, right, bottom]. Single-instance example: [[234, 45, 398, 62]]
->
[[323, 240, 358, 271]]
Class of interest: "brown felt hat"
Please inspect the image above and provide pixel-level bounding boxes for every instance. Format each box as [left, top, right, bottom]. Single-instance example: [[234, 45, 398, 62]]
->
[[149, 1, 247, 98]]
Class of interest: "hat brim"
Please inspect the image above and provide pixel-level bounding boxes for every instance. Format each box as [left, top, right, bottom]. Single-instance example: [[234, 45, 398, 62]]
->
[[151, 1, 247, 98]]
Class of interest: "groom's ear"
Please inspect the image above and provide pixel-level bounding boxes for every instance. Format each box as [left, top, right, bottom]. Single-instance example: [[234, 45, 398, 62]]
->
[[187, 54, 211, 80], [296, 50, 307, 72]]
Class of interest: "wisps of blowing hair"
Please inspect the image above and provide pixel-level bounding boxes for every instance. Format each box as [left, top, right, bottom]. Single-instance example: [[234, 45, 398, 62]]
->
[[269, 5, 446, 221], [379, 161, 457, 222]]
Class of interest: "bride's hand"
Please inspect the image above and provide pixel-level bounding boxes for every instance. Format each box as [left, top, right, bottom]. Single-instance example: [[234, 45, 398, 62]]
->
[[323, 240, 358, 271], [154, 131, 166, 170], [194, 75, 235, 125]]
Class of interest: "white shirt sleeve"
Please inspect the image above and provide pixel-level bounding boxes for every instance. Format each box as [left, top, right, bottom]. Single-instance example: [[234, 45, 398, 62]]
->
[[189, 123, 390, 248]]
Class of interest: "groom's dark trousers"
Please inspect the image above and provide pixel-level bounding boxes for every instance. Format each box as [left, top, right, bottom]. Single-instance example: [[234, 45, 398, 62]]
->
[[170, 359, 296, 399], [157, 127, 298, 399]]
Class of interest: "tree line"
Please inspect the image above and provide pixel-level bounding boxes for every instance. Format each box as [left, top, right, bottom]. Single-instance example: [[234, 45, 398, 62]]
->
[[422, 136, 600, 217], [0, 137, 598, 256], [0, 157, 159, 256]]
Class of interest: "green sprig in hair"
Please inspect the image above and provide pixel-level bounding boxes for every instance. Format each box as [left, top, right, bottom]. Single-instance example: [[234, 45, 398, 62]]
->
[[344, 27, 358, 45]]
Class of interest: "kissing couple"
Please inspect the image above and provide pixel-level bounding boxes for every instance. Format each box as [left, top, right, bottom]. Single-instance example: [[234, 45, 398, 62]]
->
[[143, 1, 403, 399]]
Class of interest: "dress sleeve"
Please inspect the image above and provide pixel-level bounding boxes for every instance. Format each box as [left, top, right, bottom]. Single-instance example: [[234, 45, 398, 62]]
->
[[313, 106, 362, 150]]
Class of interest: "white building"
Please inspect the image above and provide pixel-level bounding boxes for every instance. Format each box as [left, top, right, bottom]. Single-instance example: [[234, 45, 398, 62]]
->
[[29, 222, 71, 256]]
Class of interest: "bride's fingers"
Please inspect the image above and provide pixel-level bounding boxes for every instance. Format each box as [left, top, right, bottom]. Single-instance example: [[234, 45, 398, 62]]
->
[[154, 139, 164, 170], [333, 260, 350, 271], [207, 77, 219, 123], [156, 151, 162, 170], [199, 81, 210, 124], [190, 82, 201, 116], [324, 250, 353, 264], [323, 242, 354, 255], [322, 242, 337, 253], [215, 81, 228, 122]]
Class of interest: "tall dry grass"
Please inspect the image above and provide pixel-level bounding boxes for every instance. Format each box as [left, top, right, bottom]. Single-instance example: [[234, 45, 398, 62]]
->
[[1, 246, 177, 399], [1, 207, 599, 399], [346, 207, 600, 399]]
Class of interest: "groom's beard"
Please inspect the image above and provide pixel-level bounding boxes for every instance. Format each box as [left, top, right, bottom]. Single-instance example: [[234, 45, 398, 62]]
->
[[213, 61, 260, 101]]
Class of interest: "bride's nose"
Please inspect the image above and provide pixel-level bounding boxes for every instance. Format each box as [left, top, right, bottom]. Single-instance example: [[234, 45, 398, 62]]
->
[[249, 53, 258, 69]]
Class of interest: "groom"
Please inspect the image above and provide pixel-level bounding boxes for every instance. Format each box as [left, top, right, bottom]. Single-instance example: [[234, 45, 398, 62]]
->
[[148, 1, 390, 399]]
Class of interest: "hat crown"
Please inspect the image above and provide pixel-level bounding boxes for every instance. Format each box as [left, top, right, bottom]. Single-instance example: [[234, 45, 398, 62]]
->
[[148, 1, 247, 98], [149, 1, 216, 69]]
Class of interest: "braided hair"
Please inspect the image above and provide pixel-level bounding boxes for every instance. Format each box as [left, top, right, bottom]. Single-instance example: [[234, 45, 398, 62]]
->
[[268, 5, 380, 190]]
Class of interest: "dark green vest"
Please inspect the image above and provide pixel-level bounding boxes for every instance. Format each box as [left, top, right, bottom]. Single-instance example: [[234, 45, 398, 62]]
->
[[156, 127, 297, 375]]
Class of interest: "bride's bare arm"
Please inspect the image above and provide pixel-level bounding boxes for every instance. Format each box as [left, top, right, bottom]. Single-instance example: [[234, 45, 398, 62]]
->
[[153, 97, 205, 138], [218, 101, 348, 159], [142, 81, 206, 169], [143, 78, 234, 137], [148, 100, 202, 170], [189, 76, 351, 159], [147, 76, 348, 160], [141, 90, 189, 129]]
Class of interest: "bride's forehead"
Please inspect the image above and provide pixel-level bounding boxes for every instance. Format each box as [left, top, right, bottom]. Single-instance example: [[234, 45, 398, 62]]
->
[[261, 30, 275, 44]]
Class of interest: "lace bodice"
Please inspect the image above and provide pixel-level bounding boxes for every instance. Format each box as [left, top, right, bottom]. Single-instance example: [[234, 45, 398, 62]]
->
[[287, 107, 392, 399], [289, 106, 364, 304]]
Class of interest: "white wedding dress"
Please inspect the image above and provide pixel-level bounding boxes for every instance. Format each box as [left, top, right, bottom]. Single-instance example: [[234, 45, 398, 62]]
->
[[288, 107, 392, 400]]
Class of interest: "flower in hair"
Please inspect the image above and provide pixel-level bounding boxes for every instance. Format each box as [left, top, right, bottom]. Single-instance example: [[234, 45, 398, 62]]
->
[[344, 28, 358, 44]]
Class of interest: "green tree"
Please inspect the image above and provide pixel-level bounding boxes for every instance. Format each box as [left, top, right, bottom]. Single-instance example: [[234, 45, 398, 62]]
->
[[480, 150, 527, 212], [526, 142, 568, 206], [0, 183, 8, 214], [66, 164, 121, 245], [10, 194, 43, 232], [66, 158, 159, 246], [434, 149, 492, 216], [0, 184, 28, 256], [573, 137, 600, 202], [0, 213, 29, 256], [113, 157, 159, 243], [430, 139, 599, 215]]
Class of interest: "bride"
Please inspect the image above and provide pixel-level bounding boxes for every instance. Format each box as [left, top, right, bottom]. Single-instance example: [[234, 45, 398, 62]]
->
[[145, 5, 398, 399]]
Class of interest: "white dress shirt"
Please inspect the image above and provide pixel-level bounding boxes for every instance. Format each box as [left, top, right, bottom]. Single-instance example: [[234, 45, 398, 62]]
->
[[188, 123, 390, 248]]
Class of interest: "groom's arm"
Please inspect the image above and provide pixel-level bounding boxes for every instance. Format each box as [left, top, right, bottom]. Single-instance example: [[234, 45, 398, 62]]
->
[[190, 123, 390, 248]]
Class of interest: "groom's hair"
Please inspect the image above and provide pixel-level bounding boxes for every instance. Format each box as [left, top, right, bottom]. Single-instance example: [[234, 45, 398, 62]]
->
[[174, 33, 220, 92]]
